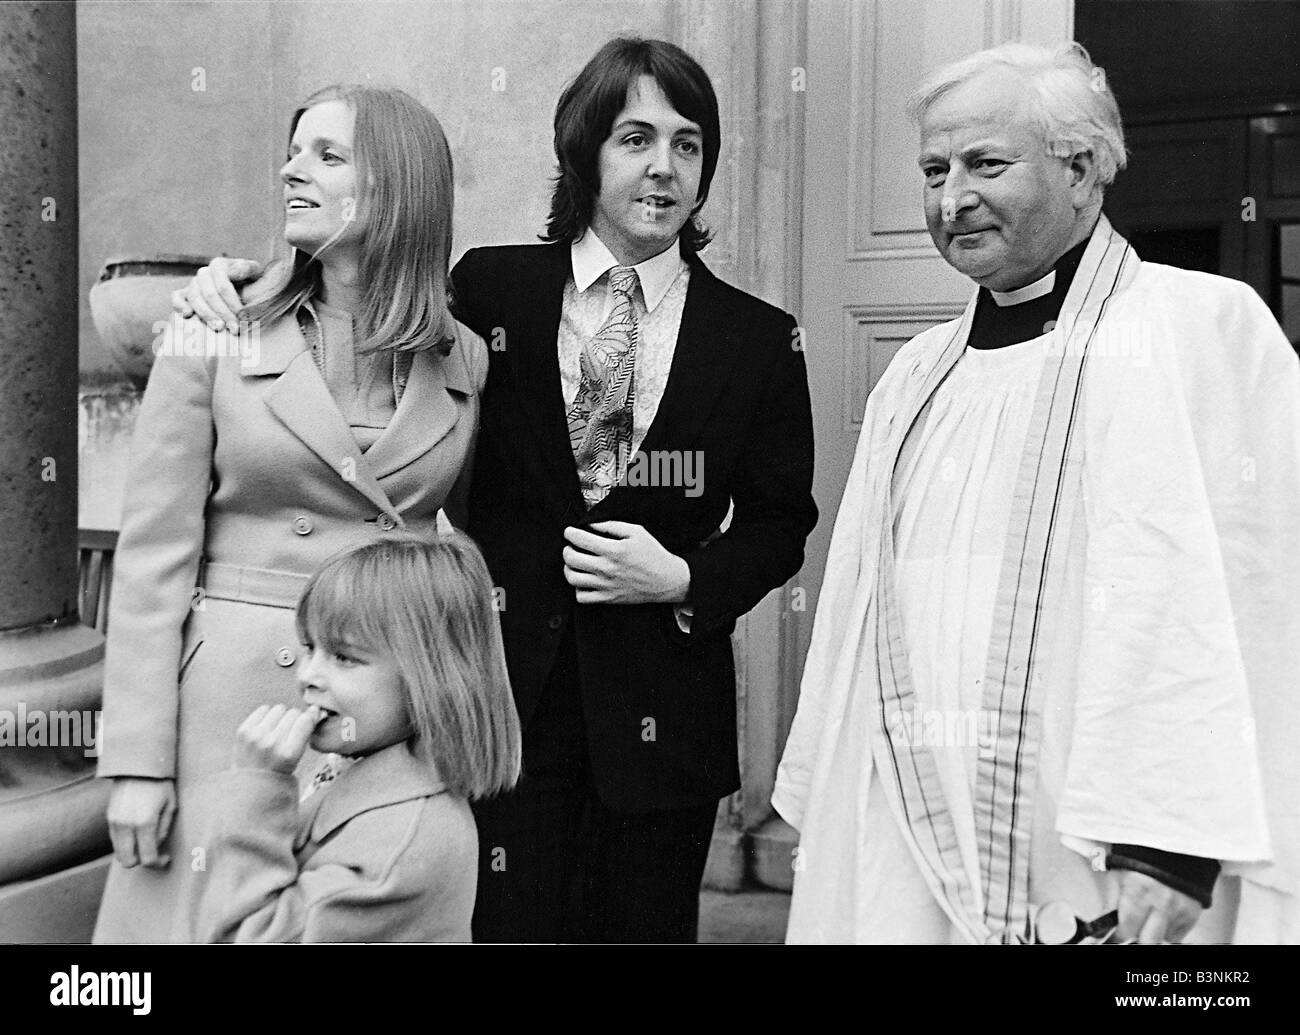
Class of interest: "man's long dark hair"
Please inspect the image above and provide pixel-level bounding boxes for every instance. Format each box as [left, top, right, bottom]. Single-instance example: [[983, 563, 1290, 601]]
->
[[542, 37, 721, 254]]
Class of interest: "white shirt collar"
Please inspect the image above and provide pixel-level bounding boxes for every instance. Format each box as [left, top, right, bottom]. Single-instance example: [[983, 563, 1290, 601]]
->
[[571, 229, 684, 312], [989, 268, 1056, 307]]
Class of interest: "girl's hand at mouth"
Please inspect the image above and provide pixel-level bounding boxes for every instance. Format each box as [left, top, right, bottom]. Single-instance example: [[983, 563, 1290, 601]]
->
[[231, 703, 321, 774]]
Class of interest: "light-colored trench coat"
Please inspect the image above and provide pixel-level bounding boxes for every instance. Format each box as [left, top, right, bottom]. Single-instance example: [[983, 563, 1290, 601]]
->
[[93, 308, 486, 942]]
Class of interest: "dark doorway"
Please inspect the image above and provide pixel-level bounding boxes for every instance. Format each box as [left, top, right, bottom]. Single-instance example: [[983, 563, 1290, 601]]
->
[[1077, 1, 1300, 348]]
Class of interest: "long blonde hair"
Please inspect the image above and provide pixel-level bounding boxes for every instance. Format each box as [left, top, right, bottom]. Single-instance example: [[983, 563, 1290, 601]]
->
[[244, 84, 459, 356], [295, 533, 522, 800]]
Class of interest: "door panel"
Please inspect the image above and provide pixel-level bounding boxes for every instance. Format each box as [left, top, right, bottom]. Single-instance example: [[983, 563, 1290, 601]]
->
[[785, 0, 1072, 736]]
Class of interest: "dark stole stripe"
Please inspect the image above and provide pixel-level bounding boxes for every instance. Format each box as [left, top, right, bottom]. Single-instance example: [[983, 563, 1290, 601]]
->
[[976, 243, 1117, 907], [984, 234, 1128, 926], [981, 232, 1134, 933]]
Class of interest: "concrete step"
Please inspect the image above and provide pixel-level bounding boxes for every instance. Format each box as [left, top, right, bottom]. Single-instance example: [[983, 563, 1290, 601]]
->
[[698, 884, 791, 944]]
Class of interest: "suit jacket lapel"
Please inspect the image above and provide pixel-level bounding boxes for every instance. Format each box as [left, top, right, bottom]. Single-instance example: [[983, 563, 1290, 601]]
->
[[246, 314, 399, 518], [510, 247, 746, 518], [630, 255, 745, 459], [511, 243, 585, 514]]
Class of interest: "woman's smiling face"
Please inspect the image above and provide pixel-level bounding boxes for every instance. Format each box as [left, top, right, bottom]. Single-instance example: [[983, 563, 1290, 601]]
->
[[280, 100, 365, 259]]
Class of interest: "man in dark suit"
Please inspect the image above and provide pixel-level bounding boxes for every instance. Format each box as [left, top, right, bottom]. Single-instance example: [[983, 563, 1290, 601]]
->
[[174, 37, 815, 943], [450, 37, 815, 943]]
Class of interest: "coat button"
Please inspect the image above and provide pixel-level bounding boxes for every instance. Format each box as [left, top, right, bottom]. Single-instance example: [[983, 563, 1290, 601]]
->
[[377, 513, 397, 531], [274, 647, 297, 667], [547, 615, 563, 630], [293, 515, 313, 535]]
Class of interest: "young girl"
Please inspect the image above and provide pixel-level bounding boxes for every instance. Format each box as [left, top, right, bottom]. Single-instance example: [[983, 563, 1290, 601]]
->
[[193, 533, 521, 943]]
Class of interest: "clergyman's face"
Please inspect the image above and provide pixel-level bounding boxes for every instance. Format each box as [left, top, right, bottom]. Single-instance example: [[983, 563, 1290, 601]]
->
[[918, 69, 1081, 291], [589, 75, 704, 265]]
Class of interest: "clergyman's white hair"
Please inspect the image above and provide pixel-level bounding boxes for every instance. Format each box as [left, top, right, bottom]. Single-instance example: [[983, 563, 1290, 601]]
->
[[906, 41, 1128, 189]]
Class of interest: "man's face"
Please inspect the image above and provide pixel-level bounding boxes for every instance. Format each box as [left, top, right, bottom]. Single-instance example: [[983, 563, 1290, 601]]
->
[[918, 70, 1082, 291], [589, 75, 704, 265]]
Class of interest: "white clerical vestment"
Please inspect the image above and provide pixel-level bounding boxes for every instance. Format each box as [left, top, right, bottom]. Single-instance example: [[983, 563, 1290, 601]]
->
[[774, 217, 1300, 944]]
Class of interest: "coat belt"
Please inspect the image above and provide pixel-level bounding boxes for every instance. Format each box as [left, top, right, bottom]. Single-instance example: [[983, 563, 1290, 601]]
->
[[199, 561, 309, 609]]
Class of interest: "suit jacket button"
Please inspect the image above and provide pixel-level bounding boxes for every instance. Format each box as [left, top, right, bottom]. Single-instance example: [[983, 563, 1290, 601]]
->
[[548, 615, 563, 631], [275, 647, 297, 667], [378, 513, 397, 531], [293, 516, 313, 535]]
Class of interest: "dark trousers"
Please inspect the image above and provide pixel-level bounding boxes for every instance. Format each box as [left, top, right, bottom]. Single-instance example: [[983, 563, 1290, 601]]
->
[[471, 628, 718, 943]]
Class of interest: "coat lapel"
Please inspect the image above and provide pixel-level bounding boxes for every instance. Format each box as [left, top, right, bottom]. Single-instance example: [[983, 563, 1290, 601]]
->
[[365, 334, 475, 481], [305, 744, 447, 844], [245, 314, 398, 519]]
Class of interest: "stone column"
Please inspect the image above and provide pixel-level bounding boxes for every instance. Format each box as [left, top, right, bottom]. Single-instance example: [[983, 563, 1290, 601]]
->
[[0, 0, 111, 942], [677, 0, 809, 892], [0, 1, 79, 630]]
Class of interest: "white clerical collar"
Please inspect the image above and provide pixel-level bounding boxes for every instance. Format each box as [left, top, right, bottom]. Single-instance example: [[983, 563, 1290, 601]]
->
[[989, 268, 1056, 307], [571, 230, 683, 312]]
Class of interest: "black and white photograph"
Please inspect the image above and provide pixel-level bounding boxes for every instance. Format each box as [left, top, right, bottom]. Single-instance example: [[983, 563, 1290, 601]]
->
[[1, 0, 1298, 1005]]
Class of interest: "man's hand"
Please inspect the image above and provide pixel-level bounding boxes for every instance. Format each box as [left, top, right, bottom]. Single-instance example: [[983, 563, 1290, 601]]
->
[[231, 704, 319, 775], [1115, 869, 1203, 943], [172, 256, 263, 333], [563, 521, 690, 605], [106, 777, 177, 870]]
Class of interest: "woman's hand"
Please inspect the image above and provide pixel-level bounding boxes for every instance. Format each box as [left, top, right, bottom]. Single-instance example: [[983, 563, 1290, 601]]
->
[[231, 704, 319, 775], [106, 777, 177, 869], [171, 256, 263, 333]]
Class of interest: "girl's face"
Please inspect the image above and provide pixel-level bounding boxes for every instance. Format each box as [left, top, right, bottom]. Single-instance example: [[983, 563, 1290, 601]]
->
[[280, 99, 366, 259], [296, 637, 410, 757]]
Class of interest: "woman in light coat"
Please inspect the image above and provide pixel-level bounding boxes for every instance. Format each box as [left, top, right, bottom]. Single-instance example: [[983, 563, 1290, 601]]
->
[[93, 84, 487, 942]]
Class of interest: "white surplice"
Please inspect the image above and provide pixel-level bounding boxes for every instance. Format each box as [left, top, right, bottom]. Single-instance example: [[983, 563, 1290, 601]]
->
[[774, 221, 1300, 943]]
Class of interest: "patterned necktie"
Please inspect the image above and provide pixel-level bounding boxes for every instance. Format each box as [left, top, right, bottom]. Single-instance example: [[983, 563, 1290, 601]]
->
[[567, 265, 640, 507]]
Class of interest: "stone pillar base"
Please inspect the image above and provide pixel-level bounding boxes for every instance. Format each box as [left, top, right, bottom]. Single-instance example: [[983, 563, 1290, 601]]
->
[[0, 855, 110, 943], [0, 622, 110, 887]]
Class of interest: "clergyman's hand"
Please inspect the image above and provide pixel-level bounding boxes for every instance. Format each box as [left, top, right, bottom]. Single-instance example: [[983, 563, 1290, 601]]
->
[[562, 521, 690, 605], [171, 256, 263, 333], [1114, 869, 1203, 943]]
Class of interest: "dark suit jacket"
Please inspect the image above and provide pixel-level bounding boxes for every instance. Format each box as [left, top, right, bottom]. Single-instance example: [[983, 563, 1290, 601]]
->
[[451, 242, 816, 812]]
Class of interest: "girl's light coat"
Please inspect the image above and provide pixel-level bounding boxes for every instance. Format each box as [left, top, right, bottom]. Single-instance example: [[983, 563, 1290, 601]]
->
[[195, 744, 477, 943]]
